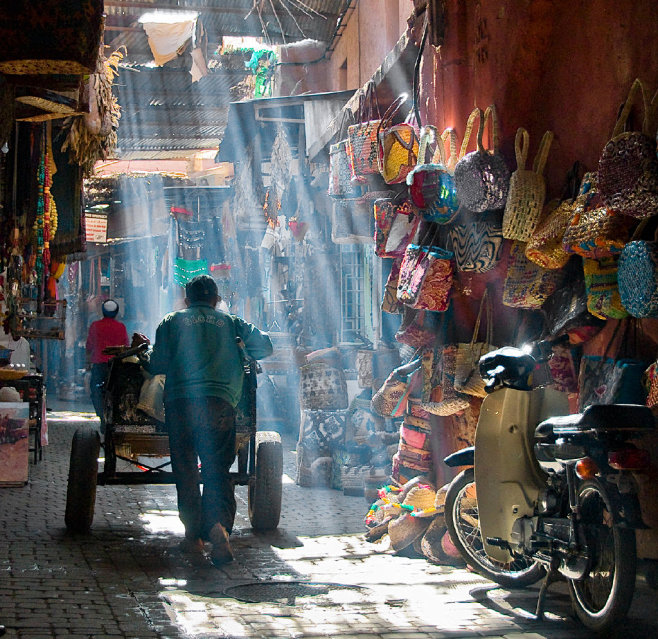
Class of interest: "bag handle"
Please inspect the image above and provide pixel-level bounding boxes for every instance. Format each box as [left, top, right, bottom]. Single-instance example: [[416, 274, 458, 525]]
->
[[380, 93, 409, 129], [532, 130, 554, 175], [337, 108, 354, 140], [358, 80, 380, 122], [412, 17, 429, 128], [439, 127, 458, 170], [612, 78, 649, 138], [468, 287, 493, 349], [514, 127, 530, 171], [478, 104, 500, 154], [459, 107, 483, 160], [418, 125, 437, 165]]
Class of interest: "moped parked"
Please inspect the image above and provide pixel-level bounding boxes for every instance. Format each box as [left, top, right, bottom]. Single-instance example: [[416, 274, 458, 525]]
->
[[444, 340, 654, 632]]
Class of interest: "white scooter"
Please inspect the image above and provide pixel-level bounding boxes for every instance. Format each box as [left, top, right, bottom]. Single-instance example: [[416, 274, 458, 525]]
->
[[444, 340, 654, 632]]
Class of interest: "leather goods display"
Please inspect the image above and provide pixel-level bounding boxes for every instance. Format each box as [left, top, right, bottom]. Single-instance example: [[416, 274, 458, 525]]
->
[[542, 264, 605, 342], [454, 105, 510, 213], [448, 208, 504, 273], [598, 78, 658, 219], [502, 128, 553, 241]]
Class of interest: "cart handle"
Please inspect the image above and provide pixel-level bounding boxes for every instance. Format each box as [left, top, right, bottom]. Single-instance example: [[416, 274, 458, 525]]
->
[[108, 343, 149, 362]]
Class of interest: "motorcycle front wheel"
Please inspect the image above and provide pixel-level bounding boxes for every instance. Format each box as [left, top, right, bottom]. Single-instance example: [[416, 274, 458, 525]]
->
[[568, 479, 636, 633], [445, 468, 545, 589]]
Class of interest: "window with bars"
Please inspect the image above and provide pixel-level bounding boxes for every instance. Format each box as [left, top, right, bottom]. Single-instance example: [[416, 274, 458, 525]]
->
[[339, 244, 365, 343]]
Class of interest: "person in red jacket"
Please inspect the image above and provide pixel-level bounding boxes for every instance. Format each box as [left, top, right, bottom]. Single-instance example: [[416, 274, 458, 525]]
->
[[85, 299, 129, 423]]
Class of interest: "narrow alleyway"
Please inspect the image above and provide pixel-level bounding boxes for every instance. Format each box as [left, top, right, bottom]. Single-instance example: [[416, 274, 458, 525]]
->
[[1, 408, 657, 639]]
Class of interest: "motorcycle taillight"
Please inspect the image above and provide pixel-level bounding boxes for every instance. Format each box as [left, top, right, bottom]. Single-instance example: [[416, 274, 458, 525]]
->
[[608, 449, 651, 471]]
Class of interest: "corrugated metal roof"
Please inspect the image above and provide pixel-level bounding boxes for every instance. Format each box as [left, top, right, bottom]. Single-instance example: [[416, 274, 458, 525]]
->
[[115, 65, 238, 157], [104, 0, 353, 56]]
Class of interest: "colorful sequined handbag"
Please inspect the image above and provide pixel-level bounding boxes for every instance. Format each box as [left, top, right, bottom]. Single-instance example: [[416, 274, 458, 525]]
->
[[598, 78, 658, 219], [502, 128, 553, 241], [407, 126, 459, 224], [454, 105, 511, 213]]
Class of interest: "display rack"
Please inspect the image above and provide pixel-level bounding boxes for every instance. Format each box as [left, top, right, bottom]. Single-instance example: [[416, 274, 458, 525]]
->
[[14, 299, 66, 340]]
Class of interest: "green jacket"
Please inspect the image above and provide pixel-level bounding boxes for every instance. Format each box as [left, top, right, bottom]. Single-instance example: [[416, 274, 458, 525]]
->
[[143, 303, 273, 406]]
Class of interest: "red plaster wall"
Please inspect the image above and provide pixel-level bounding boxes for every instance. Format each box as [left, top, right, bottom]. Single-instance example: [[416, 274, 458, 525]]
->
[[421, 0, 658, 198], [418, 0, 658, 559]]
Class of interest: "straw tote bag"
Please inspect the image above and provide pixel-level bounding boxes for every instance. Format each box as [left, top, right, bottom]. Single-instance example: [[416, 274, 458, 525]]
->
[[525, 162, 582, 269], [328, 108, 360, 198], [502, 241, 564, 309], [454, 288, 496, 397], [598, 78, 658, 219], [347, 81, 382, 182], [377, 93, 419, 185], [562, 171, 635, 259], [454, 105, 511, 213], [502, 128, 554, 241]]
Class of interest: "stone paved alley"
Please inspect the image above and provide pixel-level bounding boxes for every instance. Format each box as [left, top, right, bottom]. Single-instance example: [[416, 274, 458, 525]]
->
[[1, 409, 657, 639]]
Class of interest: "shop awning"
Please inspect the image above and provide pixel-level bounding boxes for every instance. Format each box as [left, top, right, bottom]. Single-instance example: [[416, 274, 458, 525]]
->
[[215, 90, 354, 164]]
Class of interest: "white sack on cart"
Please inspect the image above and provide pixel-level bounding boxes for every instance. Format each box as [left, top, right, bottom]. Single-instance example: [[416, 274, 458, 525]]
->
[[137, 373, 166, 423]]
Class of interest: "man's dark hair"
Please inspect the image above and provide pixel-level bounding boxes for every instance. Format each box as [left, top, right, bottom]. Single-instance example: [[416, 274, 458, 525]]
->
[[185, 274, 218, 303]]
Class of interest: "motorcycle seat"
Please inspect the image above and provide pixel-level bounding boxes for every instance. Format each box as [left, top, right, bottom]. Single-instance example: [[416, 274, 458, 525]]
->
[[536, 404, 655, 442]]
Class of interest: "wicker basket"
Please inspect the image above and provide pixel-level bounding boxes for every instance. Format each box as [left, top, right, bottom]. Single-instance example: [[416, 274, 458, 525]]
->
[[502, 128, 553, 241]]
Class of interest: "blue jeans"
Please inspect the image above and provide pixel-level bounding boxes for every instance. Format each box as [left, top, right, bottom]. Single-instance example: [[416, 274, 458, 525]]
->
[[165, 397, 236, 539]]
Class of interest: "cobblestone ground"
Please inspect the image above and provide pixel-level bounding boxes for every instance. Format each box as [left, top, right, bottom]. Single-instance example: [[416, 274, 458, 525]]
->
[[0, 407, 657, 639]]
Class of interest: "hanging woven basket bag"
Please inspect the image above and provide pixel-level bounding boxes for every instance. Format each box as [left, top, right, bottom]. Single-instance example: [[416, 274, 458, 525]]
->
[[454, 105, 510, 213], [598, 78, 658, 219]]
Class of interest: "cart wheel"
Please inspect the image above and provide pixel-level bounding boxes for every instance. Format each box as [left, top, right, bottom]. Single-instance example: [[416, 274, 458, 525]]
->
[[65, 427, 100, 533], [248, 431, 283, 531]]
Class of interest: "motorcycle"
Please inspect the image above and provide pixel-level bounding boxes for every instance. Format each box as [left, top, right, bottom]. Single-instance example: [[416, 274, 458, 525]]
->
[[443, 339, 655, 632]]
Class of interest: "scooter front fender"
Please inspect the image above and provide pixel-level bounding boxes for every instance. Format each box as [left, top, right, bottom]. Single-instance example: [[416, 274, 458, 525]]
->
[[474, 387, 570, 564]]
